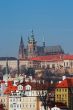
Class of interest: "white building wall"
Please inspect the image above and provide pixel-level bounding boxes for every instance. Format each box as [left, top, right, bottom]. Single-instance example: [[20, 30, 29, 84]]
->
[[9, 96, 39, 110], [9, 96, 22, 110], [19, 60, 29, 68], [8, 60, 17, 69], [0, 60, 17, 69]]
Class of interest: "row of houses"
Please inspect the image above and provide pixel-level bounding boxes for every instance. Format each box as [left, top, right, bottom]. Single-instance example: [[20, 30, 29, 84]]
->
[[0, 54, 73, 72], [0, 76, 73, 110]]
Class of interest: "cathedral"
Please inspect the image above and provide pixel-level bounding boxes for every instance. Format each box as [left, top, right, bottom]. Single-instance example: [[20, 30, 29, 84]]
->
[[18, 31, 64, 59]]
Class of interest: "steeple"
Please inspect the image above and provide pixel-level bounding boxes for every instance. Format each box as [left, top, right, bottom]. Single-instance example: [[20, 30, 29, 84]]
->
[[30, 30, 35, 42], [31, 30, 34, 38], [43, 36, 45, 48], [20, 36, 24, 47], [18, 36, 25, 59], [27, 30, 37, 58]]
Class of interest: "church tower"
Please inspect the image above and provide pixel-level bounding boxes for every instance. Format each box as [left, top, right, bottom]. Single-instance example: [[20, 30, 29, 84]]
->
[[27, 30, 37, 58], [43, 36, 45, 48], [18, 36, 25, 59], [3, 58, 9, 82]]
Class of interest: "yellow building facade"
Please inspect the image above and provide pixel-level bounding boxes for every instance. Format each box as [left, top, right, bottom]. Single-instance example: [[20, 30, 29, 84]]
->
[[55, 88, 69, 106], [55, 78, 73, 110]]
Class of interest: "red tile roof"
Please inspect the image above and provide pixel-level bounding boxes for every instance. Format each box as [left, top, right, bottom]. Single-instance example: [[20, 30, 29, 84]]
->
[[56, 78, 73, 88], [4, 86, 17, 94], [7, 81, 13, 87], [4, 81, 17, 94], [30, 54, 73, 62], [21, 82, 50, 90], [0, 81, 5, 84], [63, 55, 73, 60]]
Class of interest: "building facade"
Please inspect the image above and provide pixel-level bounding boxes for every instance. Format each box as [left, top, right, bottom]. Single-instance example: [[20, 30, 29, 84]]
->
[[55, 78, 73, 110]]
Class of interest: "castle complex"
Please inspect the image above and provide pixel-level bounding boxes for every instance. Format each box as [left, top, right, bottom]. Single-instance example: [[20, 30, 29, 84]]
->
[[0, 31, 73, 74], [18, 31, 64, 59]]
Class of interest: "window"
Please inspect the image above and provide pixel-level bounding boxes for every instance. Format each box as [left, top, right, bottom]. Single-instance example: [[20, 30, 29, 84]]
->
[[10, 99, 12, 102], [56, 89, 58, 91], [23, 104, 24, 107], [17, 105, 19, 108], [33, 91, 34, 95], [57, 95, 58, 98], [33, 104, 35, 107], [65, 89, 67, 92], [59, 89, 61, 92], [52, 64, 55, 68], [47, 65, 50, 69], [62, 94, 64, 97], [64, 62, 65, 66], [70, 62, 72, 67], [4, 99, 5, 102], [67, 62, 68, 66], [13, 98, 15, 101], [14, 104, 16, 108], [1, 99, 2, 102], [10, 104, 13, 108], [20, 98, 21, 101], [65, 94, 67, 98]]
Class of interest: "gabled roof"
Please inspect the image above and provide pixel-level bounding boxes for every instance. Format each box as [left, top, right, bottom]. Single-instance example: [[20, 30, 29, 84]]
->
[[56, 78, 73, 88], [44, 45, 64, 54], [21, 82, 50, 90], [4, 86, 17, 94], [4, 81, 17, 94]]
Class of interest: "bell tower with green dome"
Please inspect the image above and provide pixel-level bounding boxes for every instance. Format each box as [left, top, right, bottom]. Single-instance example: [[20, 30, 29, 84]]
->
[[27, 30, 37, 58]]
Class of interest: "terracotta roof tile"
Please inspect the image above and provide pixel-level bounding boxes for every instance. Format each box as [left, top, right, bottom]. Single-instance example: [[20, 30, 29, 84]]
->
[[22, 82, 50, 90], [56, 78, 73, 88], [30, 54, 73, 62], [4, 86, 17, 94]]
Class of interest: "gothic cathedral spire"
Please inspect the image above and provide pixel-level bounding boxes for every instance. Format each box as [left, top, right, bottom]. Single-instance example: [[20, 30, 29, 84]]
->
[[18, 36, 25, 59]]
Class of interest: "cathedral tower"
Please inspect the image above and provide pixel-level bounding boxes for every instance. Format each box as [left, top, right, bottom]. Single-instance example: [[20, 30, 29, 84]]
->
[[27, 30, 37, 58], [18, 36, 26, 59]]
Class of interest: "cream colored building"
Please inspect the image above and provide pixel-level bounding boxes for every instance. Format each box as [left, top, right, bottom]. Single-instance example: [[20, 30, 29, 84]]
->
[[0, 95, 9, 110], [0, 57, 32, 70], [9, 95, 40, 110], [0, 57, 17, 69]]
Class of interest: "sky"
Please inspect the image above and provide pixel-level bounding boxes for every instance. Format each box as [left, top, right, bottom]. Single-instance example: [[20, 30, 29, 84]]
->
[[0, 0, 73, 57]]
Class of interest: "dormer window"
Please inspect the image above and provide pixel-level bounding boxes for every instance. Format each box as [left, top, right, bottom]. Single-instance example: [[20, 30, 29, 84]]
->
[[25, 85, 31, 91]]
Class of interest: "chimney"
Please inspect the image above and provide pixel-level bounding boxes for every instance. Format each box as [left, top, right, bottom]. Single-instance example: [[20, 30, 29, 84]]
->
[[62, 75, 66, 80]]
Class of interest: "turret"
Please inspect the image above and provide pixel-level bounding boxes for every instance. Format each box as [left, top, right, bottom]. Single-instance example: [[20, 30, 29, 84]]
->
[[27, 30, 37, 58], [43, 36, 45, 48]]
